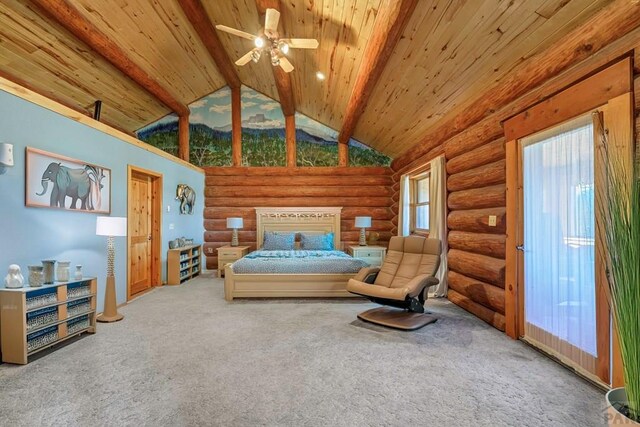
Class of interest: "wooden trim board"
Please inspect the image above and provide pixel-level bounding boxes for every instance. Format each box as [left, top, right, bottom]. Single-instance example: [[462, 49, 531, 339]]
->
[[0, 76, 203, 174]]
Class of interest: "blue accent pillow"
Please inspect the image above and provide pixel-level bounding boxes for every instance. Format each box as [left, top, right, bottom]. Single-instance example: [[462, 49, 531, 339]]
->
[[300, 232, 334, 250], [262, 232, 296, 250]]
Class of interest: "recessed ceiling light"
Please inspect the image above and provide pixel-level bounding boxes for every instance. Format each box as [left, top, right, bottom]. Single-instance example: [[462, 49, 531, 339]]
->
[[316, 71, 325, 81]]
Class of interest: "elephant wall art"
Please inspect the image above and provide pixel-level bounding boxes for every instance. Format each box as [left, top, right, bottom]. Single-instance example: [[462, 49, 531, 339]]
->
[[26, 147, 111, 214]]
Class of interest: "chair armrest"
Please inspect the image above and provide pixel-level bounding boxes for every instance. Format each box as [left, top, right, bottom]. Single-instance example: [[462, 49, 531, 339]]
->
[[353, 267, 380, 284], [404, 275, 439, 298]]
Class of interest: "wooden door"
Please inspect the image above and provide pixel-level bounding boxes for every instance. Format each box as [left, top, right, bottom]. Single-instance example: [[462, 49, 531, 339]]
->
[[127, 166, 162, 299]]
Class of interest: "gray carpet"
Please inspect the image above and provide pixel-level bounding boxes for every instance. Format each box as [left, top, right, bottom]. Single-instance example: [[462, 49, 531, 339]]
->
[[0, 273, 605, 426]]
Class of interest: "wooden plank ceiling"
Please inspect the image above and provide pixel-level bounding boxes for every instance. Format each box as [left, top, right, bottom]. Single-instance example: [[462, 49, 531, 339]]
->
[[0, 0, 614, 156], [354, 0, 614, 157]]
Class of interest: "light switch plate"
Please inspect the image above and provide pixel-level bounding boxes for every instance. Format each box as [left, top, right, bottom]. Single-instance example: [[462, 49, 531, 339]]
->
[[169, 223, 174, 230], [167, 205, 171, 213], [488, 215, 497, 227]]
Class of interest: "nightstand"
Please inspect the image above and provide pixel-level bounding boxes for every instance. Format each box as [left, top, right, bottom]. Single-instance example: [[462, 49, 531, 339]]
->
[[216, 245, 250, 278], [347, 245, 387, 267]]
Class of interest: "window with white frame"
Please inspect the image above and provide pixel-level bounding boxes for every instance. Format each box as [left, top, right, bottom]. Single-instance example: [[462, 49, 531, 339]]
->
[[410, 172, 430, 233]]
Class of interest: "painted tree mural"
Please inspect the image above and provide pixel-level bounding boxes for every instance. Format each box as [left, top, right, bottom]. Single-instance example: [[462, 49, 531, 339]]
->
[[240, 87, 286, 166], [137, 86, 233, 167], [137, 85, 390, 167]]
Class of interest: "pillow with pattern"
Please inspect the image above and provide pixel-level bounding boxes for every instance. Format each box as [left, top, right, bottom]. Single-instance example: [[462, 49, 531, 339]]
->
[[300, 232, 334, 250], [262, 231, 296, 250]]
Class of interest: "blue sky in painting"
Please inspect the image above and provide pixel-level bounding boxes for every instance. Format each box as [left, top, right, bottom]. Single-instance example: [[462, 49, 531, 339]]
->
[[189, 86, 232, 129], [240, 86, 284, 129]]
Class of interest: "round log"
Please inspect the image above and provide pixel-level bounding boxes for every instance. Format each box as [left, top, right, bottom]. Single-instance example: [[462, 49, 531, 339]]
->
[[446, 137, 505, 175], [447, 207, 506, 234], [447, 159, 505, 192], [205, 185, 393, 198], [448, 230, 506, 258], [207, 175, 393, 187], [448, 289, 506, 331], [204, 207, 255, 219], [447, 249, 505, 287], [448, 184, 506, 210], [448, 271, 505, 314], [205, 196, 392, 208], [204, 166, 392, 176]]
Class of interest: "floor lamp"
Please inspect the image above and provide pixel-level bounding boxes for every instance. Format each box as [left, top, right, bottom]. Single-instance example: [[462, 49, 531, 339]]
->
[[96, 216, 127, 323]]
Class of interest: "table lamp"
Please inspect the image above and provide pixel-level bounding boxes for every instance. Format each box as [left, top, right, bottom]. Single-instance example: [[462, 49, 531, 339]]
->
[[96, 216, 127, 322], [227, 217, 243, 247], [355, 216, 372, 246]]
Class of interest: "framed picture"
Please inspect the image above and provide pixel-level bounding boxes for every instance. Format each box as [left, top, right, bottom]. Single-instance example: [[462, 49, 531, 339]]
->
[[25, 147, 111, 214]]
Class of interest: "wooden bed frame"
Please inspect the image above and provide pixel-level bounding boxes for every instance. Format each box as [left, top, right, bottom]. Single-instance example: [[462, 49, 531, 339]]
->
[[223, 207, 359, 300]]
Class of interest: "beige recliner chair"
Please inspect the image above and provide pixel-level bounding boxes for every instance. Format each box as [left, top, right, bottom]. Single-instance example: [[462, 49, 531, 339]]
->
[[347, 235, 441, 330]]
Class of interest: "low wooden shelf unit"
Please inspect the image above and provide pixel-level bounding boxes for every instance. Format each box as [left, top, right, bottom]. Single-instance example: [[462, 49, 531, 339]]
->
[[167, 244, 202, 285], [0, 277, 97, 364]]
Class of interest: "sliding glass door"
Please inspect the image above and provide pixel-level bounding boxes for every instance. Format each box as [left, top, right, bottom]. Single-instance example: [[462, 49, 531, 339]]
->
[[521, 116, 600, 376]]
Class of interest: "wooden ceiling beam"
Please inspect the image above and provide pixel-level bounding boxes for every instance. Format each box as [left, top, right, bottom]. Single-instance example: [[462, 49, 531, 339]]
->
[[336, 0, 418, 146], [391, 0, 640, 171], [255, 0, 296, 116], [177, 0, 241, 89], [30, 0, 189, 117]]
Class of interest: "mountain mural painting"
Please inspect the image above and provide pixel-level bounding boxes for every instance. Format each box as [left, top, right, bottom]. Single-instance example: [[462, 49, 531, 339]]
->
[[136, 85, 391, 167]]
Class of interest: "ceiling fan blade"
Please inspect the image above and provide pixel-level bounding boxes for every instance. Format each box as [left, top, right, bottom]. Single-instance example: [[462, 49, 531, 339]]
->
[[235, 50, 255, 66], [279, 56, 294, 73], [215, 25, 256, 41], [280, 38, 319, 49], [264, 8, 280, 36]]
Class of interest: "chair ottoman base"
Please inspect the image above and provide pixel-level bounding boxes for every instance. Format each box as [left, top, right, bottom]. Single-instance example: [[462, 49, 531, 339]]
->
[[357, 307, 437, 331]]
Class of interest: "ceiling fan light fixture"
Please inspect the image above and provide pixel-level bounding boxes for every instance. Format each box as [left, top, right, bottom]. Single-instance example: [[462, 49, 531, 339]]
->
[[254, 37, 265, 48], [271, 54, 280, 66], [278, 41, 289, 55]]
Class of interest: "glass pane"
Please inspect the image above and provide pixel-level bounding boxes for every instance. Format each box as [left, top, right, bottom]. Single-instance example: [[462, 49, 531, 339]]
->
[[417, 177, 430, 203], [522, 122, 596, 357], [415, 205, 429, 230]]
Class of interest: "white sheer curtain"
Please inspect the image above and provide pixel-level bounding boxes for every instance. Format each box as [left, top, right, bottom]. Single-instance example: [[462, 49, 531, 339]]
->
[[522, 115, 597, 366], [398, 174, 411, 236], [429, 156, 448, 297]]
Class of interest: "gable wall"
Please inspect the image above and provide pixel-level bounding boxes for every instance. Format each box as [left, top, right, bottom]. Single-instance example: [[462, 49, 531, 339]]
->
[[391, 31, 640, 331]]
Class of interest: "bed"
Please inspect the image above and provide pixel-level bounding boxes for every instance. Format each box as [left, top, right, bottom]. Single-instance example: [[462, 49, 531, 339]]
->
[[223, 207, 367, 300]]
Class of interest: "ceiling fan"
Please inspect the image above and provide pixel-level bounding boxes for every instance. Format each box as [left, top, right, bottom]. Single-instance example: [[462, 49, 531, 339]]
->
[[215, 8, 318, 73]]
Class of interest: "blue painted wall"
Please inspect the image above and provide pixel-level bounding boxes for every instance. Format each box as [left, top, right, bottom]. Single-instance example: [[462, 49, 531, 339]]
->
[[0, 91, 204, 311]]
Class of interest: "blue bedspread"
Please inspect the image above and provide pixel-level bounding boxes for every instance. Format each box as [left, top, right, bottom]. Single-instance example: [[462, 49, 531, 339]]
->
[[231, 250, 368, 274]]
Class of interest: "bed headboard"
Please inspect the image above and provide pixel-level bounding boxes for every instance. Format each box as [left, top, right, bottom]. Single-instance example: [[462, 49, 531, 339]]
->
[[255, 207, 342, 249]]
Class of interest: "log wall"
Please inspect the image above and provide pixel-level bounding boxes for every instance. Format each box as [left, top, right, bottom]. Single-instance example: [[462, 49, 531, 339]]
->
[[203, 166, 394, 270], [391, 33, 640, 332]]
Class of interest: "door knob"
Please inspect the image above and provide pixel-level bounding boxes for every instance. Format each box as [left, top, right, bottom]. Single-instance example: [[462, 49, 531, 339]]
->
[[516, 245, 524, 251]]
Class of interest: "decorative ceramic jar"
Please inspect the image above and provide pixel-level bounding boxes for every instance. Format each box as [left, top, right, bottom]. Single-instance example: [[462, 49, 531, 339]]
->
[[56, 261, 70, 282], [4, 264, 24, 288], [41, 260, 56, 284], [28, 266, 44, 287], [74, 265, 83, 280], [606, 388, 640, 426]]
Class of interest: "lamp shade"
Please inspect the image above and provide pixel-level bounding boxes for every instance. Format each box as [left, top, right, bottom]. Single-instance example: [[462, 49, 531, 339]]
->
[[0, 143, 14, 166], [96, 216, 127, 237], [226, 217, 244, 229], [354, 216, 372, 228]]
